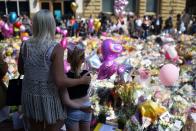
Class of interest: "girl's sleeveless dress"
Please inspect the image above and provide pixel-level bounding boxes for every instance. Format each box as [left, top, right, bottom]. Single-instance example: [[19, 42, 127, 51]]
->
[[21, 40, 66, 124]]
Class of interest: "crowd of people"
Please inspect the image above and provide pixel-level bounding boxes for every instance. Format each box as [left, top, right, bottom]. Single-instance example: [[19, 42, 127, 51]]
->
[[0, 10, 196, 41]]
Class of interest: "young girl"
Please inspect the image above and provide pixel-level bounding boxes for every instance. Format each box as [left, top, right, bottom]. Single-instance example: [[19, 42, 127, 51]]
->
[[63, 42, 92, 131]]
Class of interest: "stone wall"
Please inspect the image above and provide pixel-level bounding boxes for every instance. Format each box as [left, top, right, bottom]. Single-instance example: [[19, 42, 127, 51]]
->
[[83, 0, 101, 18]]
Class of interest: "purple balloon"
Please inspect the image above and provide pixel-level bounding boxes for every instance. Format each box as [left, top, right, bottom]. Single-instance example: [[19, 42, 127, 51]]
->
[[60, 37, 67, 49], [98, 60, 118, 80], [88, 18, 94, 28], [101, 39, 122, 61]]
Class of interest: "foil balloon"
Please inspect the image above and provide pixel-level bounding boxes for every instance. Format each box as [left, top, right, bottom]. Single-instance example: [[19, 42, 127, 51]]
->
[[86, 52, 102, 69], [101, 39, 123, 61], [9, 12, 17, 23], [98, 60, 118, 80], [14, 21, 22, 28], [20, 25, 26, 32], [0, 20, 5, 29], [56, 26, 61, 33], [71, 2, 78, 12], [60, 37, 67, 49], [61, 29, 68, 37], [21, 36, 29, 41], [64, 60, 71, 73], [114, 0, 129, 16], [88, 18, 94, 29], [165, 46, 179, 62]]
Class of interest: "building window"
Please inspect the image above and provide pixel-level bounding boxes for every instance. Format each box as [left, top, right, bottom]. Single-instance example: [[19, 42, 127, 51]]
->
[[146, 0, 157, 12], [0, 2, 6, 16], [126, 0, 136, 12], [102, 0, 114, 13]]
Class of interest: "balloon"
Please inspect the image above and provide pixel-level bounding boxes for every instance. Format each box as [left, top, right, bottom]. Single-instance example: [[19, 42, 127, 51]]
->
[[20, 25, 26, 32], [9, 12, 17, 23], [56, 26, 61, 33], [88, 18, 94, 28], [60, 37, 67, 49], [61, 29, 68, 37], [159, 64, 179, 86], [98, 60, 118, 80], [0, 20, 5, 28], [71, 2, 78, 12], [86, 52, 102, 69], [166, 46, 178, 59], [95, 22, 101, 32], [101, 39, 122, 61], [64, 60, 71, 73], [14, 21, 22, 28], [21, 36, 29, 41]]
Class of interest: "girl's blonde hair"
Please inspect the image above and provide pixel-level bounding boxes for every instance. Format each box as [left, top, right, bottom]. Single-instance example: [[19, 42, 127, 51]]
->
[[67, 47, 85, 78], [31, 10, 56, 43]]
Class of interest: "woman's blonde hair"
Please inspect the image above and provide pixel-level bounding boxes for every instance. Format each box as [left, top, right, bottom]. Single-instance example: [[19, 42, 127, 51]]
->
[[31, 10, 56, 43]]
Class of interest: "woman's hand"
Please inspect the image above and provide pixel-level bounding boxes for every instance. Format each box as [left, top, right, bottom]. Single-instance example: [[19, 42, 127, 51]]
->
[[80, 72, 91, 85]]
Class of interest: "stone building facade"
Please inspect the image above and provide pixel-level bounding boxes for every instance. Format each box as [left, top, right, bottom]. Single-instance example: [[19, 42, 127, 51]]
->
[[0, 0, 191, 23]]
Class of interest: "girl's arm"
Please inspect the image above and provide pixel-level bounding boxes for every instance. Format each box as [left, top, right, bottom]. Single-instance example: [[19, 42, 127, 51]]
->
[[60, 88, 92, 112]]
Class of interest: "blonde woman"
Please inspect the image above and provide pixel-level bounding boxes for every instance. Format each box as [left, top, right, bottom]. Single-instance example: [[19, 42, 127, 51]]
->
[[18, 10, 91, 131]]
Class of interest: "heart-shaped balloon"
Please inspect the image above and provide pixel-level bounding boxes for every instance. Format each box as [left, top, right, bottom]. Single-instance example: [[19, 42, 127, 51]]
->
[[98, 60, 118, 80]]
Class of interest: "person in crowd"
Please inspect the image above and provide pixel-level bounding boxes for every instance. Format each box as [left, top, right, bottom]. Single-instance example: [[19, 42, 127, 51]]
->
[[128, 16, 135, 37], [153, 15, 162, 35], [135, 15, 143, 38], [22, 14, 32, 35], [18, 10, 91, 131], [63, 42, 92, 131], [142, 16, 151, 39], [181, 9, 190, 34], [164, 16, 173, 34]]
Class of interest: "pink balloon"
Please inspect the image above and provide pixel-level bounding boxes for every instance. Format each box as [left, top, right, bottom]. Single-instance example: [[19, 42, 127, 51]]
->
[[64, 60, 71, 73], [98, 60, 118, 80], [159, 64, 179, 86], [0, 21, 4, 28], [60, 37, 67, 49], [101, 39, 122, 61], [61, 29, 68, 37], [56, 26, 61, 33], [21, 36, 29, 41]]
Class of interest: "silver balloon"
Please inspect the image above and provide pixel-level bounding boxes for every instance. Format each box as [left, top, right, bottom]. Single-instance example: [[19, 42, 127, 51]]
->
[[86, 52, 102, 69]]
